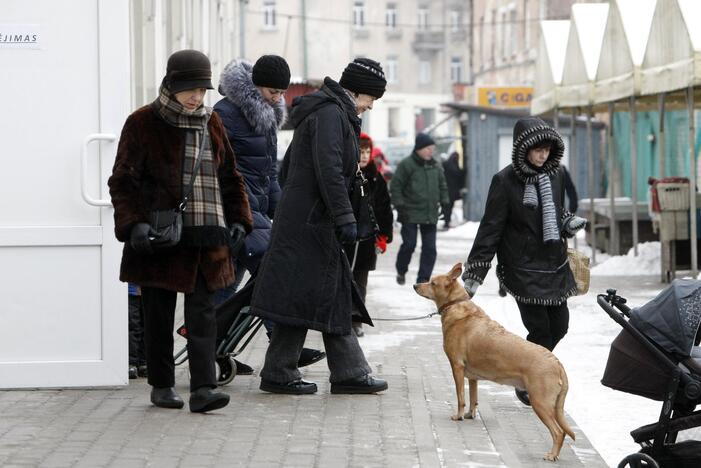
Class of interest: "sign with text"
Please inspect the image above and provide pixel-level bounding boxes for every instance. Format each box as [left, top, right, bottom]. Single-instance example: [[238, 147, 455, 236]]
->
[[478, 87, 533, 108], [0, 24, 41, 49]]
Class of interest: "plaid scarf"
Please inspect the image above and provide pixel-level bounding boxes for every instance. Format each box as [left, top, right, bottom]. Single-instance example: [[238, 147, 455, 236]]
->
[[523, 173, 560, 243], [153, 86, 229, 246]]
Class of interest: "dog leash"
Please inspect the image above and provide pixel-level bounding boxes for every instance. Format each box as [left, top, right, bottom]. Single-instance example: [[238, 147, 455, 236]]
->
[[369, 299, 469, 321], [370, 311, 440, 321]]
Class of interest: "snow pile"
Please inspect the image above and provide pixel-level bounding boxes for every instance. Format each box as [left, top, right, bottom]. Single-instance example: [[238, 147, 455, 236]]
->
[[591, 241, 661, 276]]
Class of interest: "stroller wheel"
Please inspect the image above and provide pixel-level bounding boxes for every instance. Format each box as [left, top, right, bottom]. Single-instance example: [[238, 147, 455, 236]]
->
[[617, 453, 659, 468], [216, 356, 237, 386]]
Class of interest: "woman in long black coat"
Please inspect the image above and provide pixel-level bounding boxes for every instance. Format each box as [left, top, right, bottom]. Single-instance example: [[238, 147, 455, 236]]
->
[[461, 116, 586, 405], [250, 58, 389, 395], [345, 132, 393, 336]]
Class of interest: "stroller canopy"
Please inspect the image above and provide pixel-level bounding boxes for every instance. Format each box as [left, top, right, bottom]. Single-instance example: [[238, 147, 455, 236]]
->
[[630, 279, 701, 359]]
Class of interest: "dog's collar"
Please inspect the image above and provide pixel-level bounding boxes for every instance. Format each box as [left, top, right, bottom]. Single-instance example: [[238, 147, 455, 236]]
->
[[437, 298, 470, 315]]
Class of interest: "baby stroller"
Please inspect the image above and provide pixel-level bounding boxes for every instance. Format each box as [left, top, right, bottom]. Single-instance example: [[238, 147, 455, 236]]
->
[[174, 277, 264, 385], [598, 280, 701, 468]]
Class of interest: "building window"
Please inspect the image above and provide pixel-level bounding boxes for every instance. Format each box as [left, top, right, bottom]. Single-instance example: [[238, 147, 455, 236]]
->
[[479, 15, 485, 69], [508, 7, 517, 57], [386, 3, 397, 29], [523, 0, 530, 50], [417, 6, 428, 30], [450, 9, 461, 32], [386, 57, 398, 84], [490, 9, 496, 64], [450, 56, 462, 83], [419, 60, 431, 84], [353, 1, 365, 29], [263, 1, 276, 29]]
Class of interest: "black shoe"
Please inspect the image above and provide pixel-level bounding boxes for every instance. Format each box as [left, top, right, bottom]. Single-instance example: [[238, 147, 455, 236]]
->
[[396, 273, 406, 285], [260, 378, 317, 395], [298, 348, 326, 368], [352, 324, 364, 337], [331, 375, 388, 394], [233, 359, 254, 375], [150, 387, 184, 409], [189, 387, 230, 413], [128, 365, 138, 379], [137, 364, 148, 378], [515, 389, 531, 406]]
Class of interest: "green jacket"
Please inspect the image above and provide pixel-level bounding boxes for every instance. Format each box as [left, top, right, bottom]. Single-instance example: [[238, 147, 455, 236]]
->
[[390, 152, 450, 225]]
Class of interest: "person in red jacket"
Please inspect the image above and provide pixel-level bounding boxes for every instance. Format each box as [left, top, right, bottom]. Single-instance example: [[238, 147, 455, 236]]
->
[[344, 133, 394, 336]]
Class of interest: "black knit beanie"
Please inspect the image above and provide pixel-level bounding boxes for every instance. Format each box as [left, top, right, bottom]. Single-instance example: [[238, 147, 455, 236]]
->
[[339, 58, 387, 99], [164, 49, 214, 94], [414, 132, 436, 151], [252, 55, 291, 89]]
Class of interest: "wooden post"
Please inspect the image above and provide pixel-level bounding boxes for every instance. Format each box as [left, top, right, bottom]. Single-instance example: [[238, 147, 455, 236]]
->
[[689, 86, 698, 277], [608, 102, 617, 255], [630, 96, 639, 256], [587, 104, 596, 264], [571, 108, 578, 249]]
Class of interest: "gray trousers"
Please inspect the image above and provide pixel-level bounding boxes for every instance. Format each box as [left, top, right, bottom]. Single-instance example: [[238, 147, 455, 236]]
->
[[261, 324, 372, 384]]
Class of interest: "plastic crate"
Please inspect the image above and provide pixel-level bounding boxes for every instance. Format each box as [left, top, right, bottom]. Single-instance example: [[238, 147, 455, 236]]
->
[[657, 182, 690, 211]]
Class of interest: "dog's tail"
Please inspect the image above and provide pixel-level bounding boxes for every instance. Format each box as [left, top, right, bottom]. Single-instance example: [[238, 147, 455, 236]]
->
[[556, 363, 576, 441]]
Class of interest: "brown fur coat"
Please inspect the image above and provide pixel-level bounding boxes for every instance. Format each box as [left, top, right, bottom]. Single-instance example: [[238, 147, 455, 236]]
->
[[108, 105, 252, 293]]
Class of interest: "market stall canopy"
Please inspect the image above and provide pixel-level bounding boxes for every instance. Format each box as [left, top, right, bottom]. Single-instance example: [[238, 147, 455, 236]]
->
[[531, 20, 570, 116], [558, 3, 609, 109], [640, 0, 701, 96], [594, 0, 655, 104]]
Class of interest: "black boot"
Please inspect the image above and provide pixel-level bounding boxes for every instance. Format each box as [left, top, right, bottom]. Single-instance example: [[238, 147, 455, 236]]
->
[[298, 348, 326, 367], [150, 387, 184, 409], [260, 379, 318, 395], [515, 389, 531, 406], [189, 387, 230, 413], [331, 375, 388, 394]]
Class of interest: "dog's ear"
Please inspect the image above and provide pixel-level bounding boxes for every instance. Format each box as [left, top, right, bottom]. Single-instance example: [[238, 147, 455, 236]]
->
[[448, 263, 462, 280]]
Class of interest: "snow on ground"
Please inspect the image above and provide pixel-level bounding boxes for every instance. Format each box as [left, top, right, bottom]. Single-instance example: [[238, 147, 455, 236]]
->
[[362, 215, 692, 467]]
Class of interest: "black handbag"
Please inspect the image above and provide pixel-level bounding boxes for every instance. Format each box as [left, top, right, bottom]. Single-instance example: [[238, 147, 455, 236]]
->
[[148, 137, 206, 250], [350, 163, 379, 242]]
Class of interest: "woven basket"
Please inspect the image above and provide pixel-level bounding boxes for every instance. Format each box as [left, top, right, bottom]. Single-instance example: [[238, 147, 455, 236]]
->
[[567, 248, 590, 295]]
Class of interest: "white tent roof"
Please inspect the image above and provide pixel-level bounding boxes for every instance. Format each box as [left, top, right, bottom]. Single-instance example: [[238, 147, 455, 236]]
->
[[594, 0, 655, 104], [531, 20, 570, 115], [559, 3, 609, 108], [641, 0, 701, 95]]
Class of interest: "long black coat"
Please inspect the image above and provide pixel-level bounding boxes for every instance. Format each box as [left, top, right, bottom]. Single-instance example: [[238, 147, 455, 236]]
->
[[249, 78, 372, 335], [443, 154, 466, 203], [213, 59, 286, 270], [344, 162, 393, 271], [464, 117, 576, 306]]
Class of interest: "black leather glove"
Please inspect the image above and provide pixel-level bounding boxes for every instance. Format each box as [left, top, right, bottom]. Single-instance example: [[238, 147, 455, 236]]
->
[[229, 223, 247, 257], [440, 204, 451, 221], [335, 222, 357, 244], [130, 222, 153, 255]]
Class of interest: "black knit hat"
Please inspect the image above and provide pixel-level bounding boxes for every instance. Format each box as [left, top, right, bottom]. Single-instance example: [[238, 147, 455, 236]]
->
[[252, 55, 291, 89], [339, 58, 387, 99], [414, 132, 436, 151], [164, 49, 214, 94]]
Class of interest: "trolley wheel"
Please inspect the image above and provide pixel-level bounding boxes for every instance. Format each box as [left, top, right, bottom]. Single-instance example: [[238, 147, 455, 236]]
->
[[216, 356, 237, 386], [617, 453, 659, 468]]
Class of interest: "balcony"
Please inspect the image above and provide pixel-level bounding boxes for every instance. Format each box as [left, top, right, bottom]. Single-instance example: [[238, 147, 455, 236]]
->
[[412, 30, 444, 54]]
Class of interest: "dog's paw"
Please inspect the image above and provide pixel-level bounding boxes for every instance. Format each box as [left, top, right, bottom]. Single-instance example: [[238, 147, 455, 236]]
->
[[450, 414, 464, 421], [543, 452, 558, 462]]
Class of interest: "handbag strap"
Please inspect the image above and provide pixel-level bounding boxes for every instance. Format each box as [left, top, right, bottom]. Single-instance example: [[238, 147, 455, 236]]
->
[[178, 132, 207, 212]]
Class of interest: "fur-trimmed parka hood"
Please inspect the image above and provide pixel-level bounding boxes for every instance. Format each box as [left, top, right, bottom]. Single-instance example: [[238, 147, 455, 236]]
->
[[218, 59, 287, 136], [511, 117, 565, 184]]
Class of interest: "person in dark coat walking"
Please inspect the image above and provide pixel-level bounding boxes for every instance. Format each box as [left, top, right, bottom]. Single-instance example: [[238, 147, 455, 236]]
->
[[391, 133, 450, 285], [461, 116, 586, 406], [344, 132, 394, 337], [213, 55, 326, 373], [250, 58, 389, 395], [441, 151, 466, 230], [108, 50, 253, 413]]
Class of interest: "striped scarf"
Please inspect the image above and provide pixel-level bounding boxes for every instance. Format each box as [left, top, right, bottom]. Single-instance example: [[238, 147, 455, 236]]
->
[[153, 86, 229, 246], [523, 173, 559, 243]]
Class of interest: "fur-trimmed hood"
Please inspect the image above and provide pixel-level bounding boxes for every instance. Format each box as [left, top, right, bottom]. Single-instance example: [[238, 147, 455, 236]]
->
[[218, 59, 287, 136], [511, 117, 565, 184]]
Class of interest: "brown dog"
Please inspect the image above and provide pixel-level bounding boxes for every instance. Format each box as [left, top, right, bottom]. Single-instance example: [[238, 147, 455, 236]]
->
[[414, 263, 575, 461]]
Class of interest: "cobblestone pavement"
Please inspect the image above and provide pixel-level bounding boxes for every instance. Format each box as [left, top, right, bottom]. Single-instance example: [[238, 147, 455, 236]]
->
[[0, 225, 612, 467]]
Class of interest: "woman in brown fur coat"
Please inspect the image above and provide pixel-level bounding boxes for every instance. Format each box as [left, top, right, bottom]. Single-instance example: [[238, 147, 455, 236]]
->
[[108, 50, 252, 413]]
